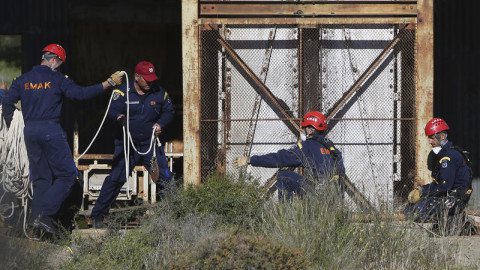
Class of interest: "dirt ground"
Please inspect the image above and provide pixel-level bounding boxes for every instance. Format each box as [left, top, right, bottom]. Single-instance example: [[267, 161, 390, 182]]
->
[[436, 236, 480, 267], [2, 229, 480, 268]]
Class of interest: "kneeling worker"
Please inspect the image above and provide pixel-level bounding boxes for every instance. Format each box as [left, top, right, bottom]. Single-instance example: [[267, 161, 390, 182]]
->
[[405, 118, 472, 223], [233, 111, 345, 200]]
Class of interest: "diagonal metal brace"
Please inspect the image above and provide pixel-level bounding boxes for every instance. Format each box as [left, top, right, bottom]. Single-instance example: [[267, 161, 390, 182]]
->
[[326, 24, 408, 121], [217, 36, 302, 135]]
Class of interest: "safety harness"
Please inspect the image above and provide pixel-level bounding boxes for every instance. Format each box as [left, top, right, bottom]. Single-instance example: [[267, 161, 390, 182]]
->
[[307, 135, 343, 177], [427, 145, 473, 204]]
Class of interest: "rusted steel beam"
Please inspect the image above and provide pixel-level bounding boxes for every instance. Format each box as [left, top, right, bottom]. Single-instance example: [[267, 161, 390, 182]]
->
[[200, 17, 416, 25], [200, 1, 417, 17], [183, 0, 202, 186], [201, 117, 416, 122], [340, 174, 376, 213], [217, 36, 302, 135], [325, 25, 406, 121], [415, 0, 433, 185]]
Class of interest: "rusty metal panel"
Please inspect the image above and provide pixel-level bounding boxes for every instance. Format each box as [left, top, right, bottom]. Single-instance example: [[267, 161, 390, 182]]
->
[[199, 23, 417, 208], [200, 1, 417, 17], [319, 25, 416, 208]]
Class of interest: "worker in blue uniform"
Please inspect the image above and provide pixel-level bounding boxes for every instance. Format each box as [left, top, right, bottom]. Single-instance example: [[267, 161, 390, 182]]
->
[[0, 80, 6, 103], [91, 61, 175, 228], [1, 44, 123, 236], [405, 118, 472, 224], [233, 111, 345, 200]]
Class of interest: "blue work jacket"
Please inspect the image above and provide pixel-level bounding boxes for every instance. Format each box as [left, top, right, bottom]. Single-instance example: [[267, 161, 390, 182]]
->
[[109, 81, 174, 142], [250, 133, 345, 179], [422, 141, 471, 197], [2, 65, 103, 123]]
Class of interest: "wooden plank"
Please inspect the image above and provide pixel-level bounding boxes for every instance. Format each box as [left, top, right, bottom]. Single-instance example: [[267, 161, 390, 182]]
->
[[182, 0, 202, 186], [415, 0, 433, 185], [76, 154, 114, 160], [200, 2, 417, 17]]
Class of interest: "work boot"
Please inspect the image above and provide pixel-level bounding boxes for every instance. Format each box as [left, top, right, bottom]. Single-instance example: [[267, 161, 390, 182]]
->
[[33, 217, 59, 235], [92, 216, 104, 229], [30, 228, 43, 241]]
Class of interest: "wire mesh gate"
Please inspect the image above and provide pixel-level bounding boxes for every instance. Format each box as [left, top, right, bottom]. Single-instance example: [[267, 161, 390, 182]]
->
[[200, 24, 416, 209]]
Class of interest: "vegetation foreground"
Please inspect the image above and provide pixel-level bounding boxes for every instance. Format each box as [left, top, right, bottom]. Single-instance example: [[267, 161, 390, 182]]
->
[[0, 173, 477, 269]]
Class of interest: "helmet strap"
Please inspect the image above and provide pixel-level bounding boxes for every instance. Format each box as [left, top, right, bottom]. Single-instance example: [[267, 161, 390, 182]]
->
[[434, 132, 448, 147], [42, 52, 63, 71]]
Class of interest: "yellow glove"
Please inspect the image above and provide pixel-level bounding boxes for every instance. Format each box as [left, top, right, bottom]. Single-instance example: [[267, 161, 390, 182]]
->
[[107, 71, 124, 87], [233, 156, 250, 168], [408, 186, 422, 203]]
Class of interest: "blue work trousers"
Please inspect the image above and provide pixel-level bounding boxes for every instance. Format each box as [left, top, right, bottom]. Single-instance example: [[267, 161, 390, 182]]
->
[[276, 170, 306, 200], [24, 120, 77, 222], [404, 196, 467, 223], [91, 139, 171, 218]]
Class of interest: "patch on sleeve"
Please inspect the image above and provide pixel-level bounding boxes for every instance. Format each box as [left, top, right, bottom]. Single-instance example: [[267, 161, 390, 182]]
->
[[164, 92, 168, 100], [113, 89, 124, 100], [439, 157, 450, 168]]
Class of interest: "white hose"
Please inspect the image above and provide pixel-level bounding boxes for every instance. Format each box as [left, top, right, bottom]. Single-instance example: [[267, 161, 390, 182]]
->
[[0, 110, 29, 197], [74, 71, 158, 199], [0, 106, 32, 237]]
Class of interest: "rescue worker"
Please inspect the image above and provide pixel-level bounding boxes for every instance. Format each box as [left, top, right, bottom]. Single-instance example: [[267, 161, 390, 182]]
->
[[0, 80, 6, 103], [1, 44, 124, 235], [91, 61, 174, 228], [405, 118, 472, 223], [233, 111, 345, 200]]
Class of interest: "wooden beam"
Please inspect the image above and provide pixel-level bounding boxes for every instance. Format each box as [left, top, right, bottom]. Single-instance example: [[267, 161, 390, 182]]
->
[[200, 1, 417, 17], [415, 0, 434, 185], [182, 0, 202, 186]]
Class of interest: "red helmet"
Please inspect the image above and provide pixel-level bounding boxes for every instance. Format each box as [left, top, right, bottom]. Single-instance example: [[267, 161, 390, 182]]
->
[[301, 111, 327, 131], [42, 44, 66, 62], [425, 118, 449, 136]]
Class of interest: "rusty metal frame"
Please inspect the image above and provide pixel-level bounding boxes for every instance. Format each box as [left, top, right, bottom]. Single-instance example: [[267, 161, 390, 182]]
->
[[183, 0, 433, 188], [199, 1, 417, 18]]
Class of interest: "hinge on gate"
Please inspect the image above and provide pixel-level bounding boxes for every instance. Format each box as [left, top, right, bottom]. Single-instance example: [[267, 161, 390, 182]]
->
[[218, 92, 226, 100], [393, 154, 401, 163], [393, 92, 401, 101]]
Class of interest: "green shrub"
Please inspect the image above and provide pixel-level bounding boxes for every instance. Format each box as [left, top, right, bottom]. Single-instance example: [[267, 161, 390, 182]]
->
[[256, 183, 459, 269], [0, 236, 51, 270], [166, 173, 264, 226], [174, 231, 310, 270]]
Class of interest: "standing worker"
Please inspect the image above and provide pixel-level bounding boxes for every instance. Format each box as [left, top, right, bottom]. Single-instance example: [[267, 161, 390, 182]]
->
[[91, 61, 174, 228], [1, 44, 124, 235], [233, 111, 345, 200], [405, 118, 472, 224], [0, 80, 6, 103]]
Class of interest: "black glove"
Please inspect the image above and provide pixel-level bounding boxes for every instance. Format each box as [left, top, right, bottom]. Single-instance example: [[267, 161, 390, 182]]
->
[[117, 114, 126, 126]]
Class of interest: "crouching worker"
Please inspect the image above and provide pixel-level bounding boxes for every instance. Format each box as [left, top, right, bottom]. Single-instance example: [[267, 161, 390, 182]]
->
[[405, 118, 472, 226], [233, 111, 345, 200]]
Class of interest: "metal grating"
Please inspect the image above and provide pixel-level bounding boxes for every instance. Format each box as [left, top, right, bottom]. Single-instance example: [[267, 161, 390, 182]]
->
[[200, 24, 416, 209]]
